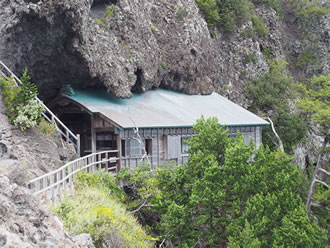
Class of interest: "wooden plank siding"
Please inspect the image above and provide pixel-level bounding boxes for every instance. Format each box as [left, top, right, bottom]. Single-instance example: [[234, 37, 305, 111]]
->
[[118, 126, 262, 170]]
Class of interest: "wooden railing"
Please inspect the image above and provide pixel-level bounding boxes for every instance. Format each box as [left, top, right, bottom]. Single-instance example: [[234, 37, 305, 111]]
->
[[0, 60, 80, 154], [27, 150, 119, 204]]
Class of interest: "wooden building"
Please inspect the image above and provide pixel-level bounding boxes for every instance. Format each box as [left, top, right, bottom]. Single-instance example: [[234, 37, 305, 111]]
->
[[49, 88, 269, 171]]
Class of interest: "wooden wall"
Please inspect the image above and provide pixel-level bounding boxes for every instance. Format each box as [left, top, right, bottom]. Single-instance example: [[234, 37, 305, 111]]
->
[[119, 126, 263, 170]]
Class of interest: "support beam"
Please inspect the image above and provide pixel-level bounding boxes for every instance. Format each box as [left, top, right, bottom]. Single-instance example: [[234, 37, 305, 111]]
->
[[117, 134, 121, 173], [91, 115, 96, 154]]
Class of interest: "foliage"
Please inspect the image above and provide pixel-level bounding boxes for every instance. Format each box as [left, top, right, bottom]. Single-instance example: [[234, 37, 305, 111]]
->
[[160, 61, 167, 69], [243, 52, 257, 64], [56, 171, 155, 248], [37, 118, 57, 137], [0, 76, 19, 123], [296, 6, 330, 20], [216, 0, 253, 33], [245, 60, 308, 152], [251, 15, 268, 37], [16, 68, 38, 105], [0, 69, 43, 130], [295, 74, 330, 136], [104, 5, 115, 18], [251, 0, 281, 14], [13, 99, 44, 131], [121, 117, 327, 247], [286, 0, 330, 23], [296, 50, 316, 68], [176, 7, 189, 21], [195, 0, 220, 27]]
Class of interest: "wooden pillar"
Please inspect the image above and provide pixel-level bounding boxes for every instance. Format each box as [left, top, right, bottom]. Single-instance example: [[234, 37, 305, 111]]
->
[[91, 115, 96, 154], [157, 129, 160, 167], [117, 133, 121, 173]]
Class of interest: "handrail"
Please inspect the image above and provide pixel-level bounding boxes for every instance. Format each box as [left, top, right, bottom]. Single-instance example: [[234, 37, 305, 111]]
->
[[27, 150, 119, 204], [0, 60, 80, 154]]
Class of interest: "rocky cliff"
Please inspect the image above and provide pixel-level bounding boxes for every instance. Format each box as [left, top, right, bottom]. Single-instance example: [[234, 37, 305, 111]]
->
[[0, 0, 328, 105], [0, 87, 93, 248]]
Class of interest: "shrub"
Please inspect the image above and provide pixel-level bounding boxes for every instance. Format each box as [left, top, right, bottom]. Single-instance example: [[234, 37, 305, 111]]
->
[[216, 0, 253, 33], [0, 69, 44, 130], [195, 0, 220, 27], [245, 60, 308, 152], [296, 50, 316, 68], [121, 117, 327, 247], [104, 5, 115, 18], [13, 99, 44, 131], [56, 171, 155, 248], [160, 61, 167, 69], [37, 118, 57, 137], [251, 15, 269, 37], [0, 77, 19, 123]]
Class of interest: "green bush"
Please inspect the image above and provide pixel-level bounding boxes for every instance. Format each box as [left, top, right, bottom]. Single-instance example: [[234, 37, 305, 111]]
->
[[217, 0, 253, 33], [56, 171, 156, 248], [13, 99, 44, 131], [160, 61, 167, 69], [121, 117, 327, 247], [104, 5, 115, 18], [297, 6, 330, 20], [195, 0, 220, 27], [245, 60, 308, 152], [0, 77, 19, 123], [296, 50, 316, 68], [0, 69, 43, 130], [37, 118, 57, 137], [251, 15, 269, 37]]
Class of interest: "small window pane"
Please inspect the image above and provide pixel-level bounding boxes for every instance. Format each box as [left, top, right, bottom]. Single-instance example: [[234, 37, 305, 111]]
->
[[181, 137, 191, 153], [130, 139, 142, 156]]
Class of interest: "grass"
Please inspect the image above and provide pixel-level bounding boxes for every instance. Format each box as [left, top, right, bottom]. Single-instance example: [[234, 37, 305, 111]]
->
[[55, 171, 156, 248], [37, 118, 57, 137]]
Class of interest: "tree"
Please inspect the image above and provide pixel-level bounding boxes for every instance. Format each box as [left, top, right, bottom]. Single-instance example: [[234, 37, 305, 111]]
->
[[245, 60, 308, 152], [120, 117, 327, 247], [295, 74, 329, 219]]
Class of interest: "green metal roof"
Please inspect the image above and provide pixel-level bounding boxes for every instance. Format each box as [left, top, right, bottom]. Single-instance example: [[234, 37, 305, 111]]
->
[[61, 88, 269, 128]]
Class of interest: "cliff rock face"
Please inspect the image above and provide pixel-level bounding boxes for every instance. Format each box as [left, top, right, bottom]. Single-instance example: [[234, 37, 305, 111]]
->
[[0, 0, 328, 103], [0, 90, 94, 248], [0, 0, 294, 104], [0, 176, 78, 248]]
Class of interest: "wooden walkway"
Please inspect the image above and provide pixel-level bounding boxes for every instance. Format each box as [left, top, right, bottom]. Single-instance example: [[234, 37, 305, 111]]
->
[[27, 150, 119, 204]]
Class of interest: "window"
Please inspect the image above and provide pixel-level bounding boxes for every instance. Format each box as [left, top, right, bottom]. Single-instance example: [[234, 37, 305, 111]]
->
[[145, 139, 152, 155], [181, 136, 191, 153], [130, 139, 142, 156], [96, 133, 112, 149]]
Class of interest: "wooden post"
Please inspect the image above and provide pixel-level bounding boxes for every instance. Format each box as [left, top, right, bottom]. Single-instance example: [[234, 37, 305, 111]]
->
[[77, 134, 81, 156], [157, 129, 160, 167], [117, 134, 121, 173], [91, 115, 96, 154], [63, 168, 66, 193], [51, 175, 55, 205]]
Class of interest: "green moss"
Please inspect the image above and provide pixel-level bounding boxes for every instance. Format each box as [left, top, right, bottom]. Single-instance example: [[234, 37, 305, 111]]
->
[[161, 61, 167, 69]]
